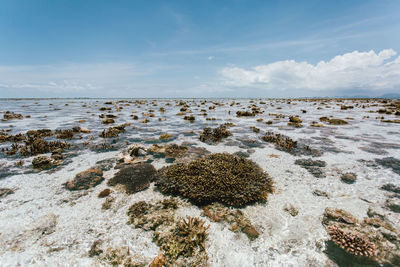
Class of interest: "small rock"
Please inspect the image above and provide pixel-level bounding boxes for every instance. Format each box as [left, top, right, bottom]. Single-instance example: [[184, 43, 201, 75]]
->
[[341, 172, 357, 184], [313, 190, 329, 198], [284, 204, 299, 216], [98, 189, 111, 198]]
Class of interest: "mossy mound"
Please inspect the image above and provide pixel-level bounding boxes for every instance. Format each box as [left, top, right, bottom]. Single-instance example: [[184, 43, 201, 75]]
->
[[156, 153, 274, 207]]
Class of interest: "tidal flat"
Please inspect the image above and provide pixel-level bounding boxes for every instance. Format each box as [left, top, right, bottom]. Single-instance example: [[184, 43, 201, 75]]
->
[[0, 98, 399, 266]]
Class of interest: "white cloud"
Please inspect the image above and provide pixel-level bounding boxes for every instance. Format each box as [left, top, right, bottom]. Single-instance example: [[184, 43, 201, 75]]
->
[[0, 62, 153, 93], [220, 49, 400, 91], [208, 56, 214, 61]]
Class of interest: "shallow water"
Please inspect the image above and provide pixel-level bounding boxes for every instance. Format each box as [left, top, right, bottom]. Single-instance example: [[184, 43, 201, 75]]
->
[[0, 98, 399, 266]]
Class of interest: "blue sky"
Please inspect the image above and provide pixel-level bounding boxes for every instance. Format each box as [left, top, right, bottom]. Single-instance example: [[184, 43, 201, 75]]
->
[[1, 0, 400, 98]]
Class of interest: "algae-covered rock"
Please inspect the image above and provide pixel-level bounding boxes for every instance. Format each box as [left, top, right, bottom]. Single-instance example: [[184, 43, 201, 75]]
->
[[65, 168, 104, 190], [108, 163, 157, 194], [156, 153, 274, 207]]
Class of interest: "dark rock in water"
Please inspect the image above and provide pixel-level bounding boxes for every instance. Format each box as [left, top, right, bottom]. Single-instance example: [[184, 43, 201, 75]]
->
[[341, 173, 357, 184], [0, 188, 14, 198], [65, 169, 104, 190], [107, 163, 157, 194], [32, 156, 53, 170], [295, 158, 327, 178], [380, 183, 400, 194], [375, 157, 400, 175], [156, 153, 274, 207], [385, 199, 400, 213]]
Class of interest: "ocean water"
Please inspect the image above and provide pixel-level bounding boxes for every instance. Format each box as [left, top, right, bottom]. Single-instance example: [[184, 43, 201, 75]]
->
[[0, 98, 399, 266]]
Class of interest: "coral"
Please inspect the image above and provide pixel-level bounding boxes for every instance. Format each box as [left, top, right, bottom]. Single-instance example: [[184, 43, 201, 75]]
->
[[156, 153, 274, 207], [154, 216, 209, 266], [236, 110, 255, 117], [2, 111, 23, 121], [327, 225, 377, 257], [17, 137, 70, 157], [100, 246, 147, 267], [165, 144, 188, 158], [341, 173, 357, 184], [150, 254, 165, 267], [203, 202, 259, 240], [199, 125, 231, 144], [159, 133, 172, 141], [32, 155, 57, 170], [261, 131, 297, 152], [99, 124, 127, 138], [127, 198, 178, 231], [183, 115, 195, 121]]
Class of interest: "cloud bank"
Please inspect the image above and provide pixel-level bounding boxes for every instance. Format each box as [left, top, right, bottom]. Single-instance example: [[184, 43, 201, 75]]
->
[[220, 49, 400, 92]]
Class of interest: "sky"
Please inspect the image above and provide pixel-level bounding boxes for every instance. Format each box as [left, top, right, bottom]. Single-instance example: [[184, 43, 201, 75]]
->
[[1, 0, 400, 98]]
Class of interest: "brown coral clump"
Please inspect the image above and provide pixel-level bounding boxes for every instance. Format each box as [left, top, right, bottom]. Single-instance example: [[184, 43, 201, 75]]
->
[[199, 125, 231, 144], [156, 153, 274, 207], [327, 225, 377, 257], [154, 216, 209, 266]]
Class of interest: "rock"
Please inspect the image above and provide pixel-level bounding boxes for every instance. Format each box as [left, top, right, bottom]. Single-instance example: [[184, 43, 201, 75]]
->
[[107, 163, 157, 194], [385, 198, 400, 213], [98, 189, 111, 198], [328, 118, 348, 125], [150, 254, 165, 267], [80, 128, 91, 133], [89, 240, 103, 257], [341, 173, 357, 184], [65, 169, 104, 190], [242, 224, 260, 240], [102, 196, 115, 210], [380, 183, 400, 194], [323, 207, 358, 225], [284, 204, 299, 216], [32, 155, 53, 170], [295, 158, 327, 178], [128, 145, 146, 157], [102, 118, 115, 124], [0, 188, 14, 198], [313, 190, 329, 198], [289, 116, 302, 123]]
